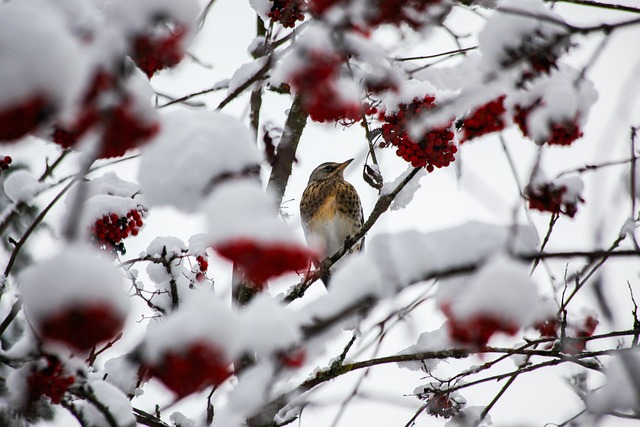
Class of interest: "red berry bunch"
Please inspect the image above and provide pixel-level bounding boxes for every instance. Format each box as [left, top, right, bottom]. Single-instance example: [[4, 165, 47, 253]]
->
[[289, 50, 361, 123], [90, 208, 145, 255], [379, 95, 457, 172], [441, 303, 518, 348], [0, 156, 12, 171], [425, 392, 462, 419], [460, 95, 506, 143], [0, 96, 53, 142], [40, 303, 126, 351], [524, 181, 583, 218], [52, 72, 159, 158], [278, 347, 306, 368], [268, 0, 305, 28], [514, 99, 583, 146], [147, 342, 232, 397], [132, 26, 187, 78], [27, 357, 75, 404], [52, 71, 113, 149], [366, 0, 444, 29], [214, 239, 314, 288], [99, 98, 160, 158], [307, 0, 340, 16], [194, 255, 209, 282], [564, 315, 598, 354]]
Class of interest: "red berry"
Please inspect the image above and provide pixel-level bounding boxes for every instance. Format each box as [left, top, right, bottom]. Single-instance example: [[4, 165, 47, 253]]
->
[[27, 356, 75, 404]]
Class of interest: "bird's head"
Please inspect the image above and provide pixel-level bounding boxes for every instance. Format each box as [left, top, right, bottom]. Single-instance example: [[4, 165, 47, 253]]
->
[[307, 159, 354, 183]]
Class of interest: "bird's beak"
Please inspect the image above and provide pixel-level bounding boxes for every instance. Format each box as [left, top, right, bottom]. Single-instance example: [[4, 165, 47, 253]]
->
[[337, 158, 354, 173]]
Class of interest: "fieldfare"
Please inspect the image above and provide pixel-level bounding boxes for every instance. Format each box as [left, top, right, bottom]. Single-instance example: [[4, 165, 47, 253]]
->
[[300, 159, 364, 284]]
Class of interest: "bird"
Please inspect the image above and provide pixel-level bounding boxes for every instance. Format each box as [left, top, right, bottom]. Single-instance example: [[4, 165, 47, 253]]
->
[[300, 159, 364, 285]]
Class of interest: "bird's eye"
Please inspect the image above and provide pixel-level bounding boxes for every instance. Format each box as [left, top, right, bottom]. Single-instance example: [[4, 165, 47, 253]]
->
[[323, 165, 334, 171]]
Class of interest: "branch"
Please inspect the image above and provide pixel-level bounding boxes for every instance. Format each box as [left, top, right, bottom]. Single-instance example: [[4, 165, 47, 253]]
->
[[266, 94, 308, 205], [547, 0, 640, 14]]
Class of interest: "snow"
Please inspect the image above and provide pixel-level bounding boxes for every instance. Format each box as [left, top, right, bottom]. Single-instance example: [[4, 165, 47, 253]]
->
[[66, 173, 145, 232], [239, 295, 303, 357], [381, 166, 428, 211], [19, 245, 129, 327], [0, 1, 87, 118], [3, 170, 44, 204], [103, 355, 141, 396], [78, 380, 136, 427], [205, 179, 303, 245], [141, 292, 241, 364], [556, 175, 584, 208], [103, 0, 200, 34], [437, 254, 540, 327], [507, 65, 598, 143], [248, 0, 271, 21], [300, 222, 538, 321], [145, 236, 188, 258], [397, 326, 453, 372], [478, 0, 568, 76], [138, 109, 260, 213], [228, 57, 269, 95], [189, 233, 211, 255], [170, 412, 196, 427], [586, 349, 640, 413]]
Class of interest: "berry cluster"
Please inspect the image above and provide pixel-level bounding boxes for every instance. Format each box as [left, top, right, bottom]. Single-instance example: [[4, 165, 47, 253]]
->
[[460, 96, 506, 143], [441, 303, 518, 348], [214, 239, 314, 288], [0, 156, 12, 171], [27, 357, 75, 404], [289, 50, 361, 123], [40, 303, 126, 351], [52, 72, 160, 158], [278, 347, 306, 368], [425, 392, 462, 419], [194, 255, 209, 282], [132, 26, 186, 78], [366, 0, 445, 29], [147, 342, 232, 397], [0, 96, 52, 142], [514, 100, 583, 146], [268, 0, 305, 28], [90, 208, 145, 255], [503, 30, 567, 83], [307, 0, 340, 16], [564, 315, 598, 354], [379, 95, 457, 172], [525, 182, 583, 218]]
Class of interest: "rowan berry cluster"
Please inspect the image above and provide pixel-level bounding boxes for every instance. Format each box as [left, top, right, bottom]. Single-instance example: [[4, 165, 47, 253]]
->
[[90, 208, 145, 255], [215, 239, 314, 288], [525, 182, 582, 217], [26, 357, 75, 404], [460, 95, 507, 142], [514, 99, 583, 146], [441, 303, 518, 348], [379, 95, 457, 172], [52, 72, 160, 158], [132, 26, 186, 78], [268, 0, 305, 28], [0, 96, 51, 142], [195, 255, 209, 282], [289, 50, 361, 123], [147, 342, 232, 397], [0, 156, 12, 171], [40, 303, 125, 350]]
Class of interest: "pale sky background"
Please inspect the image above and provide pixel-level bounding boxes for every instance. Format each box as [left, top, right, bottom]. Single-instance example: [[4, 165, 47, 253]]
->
[[11, 0, 640, 426]]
